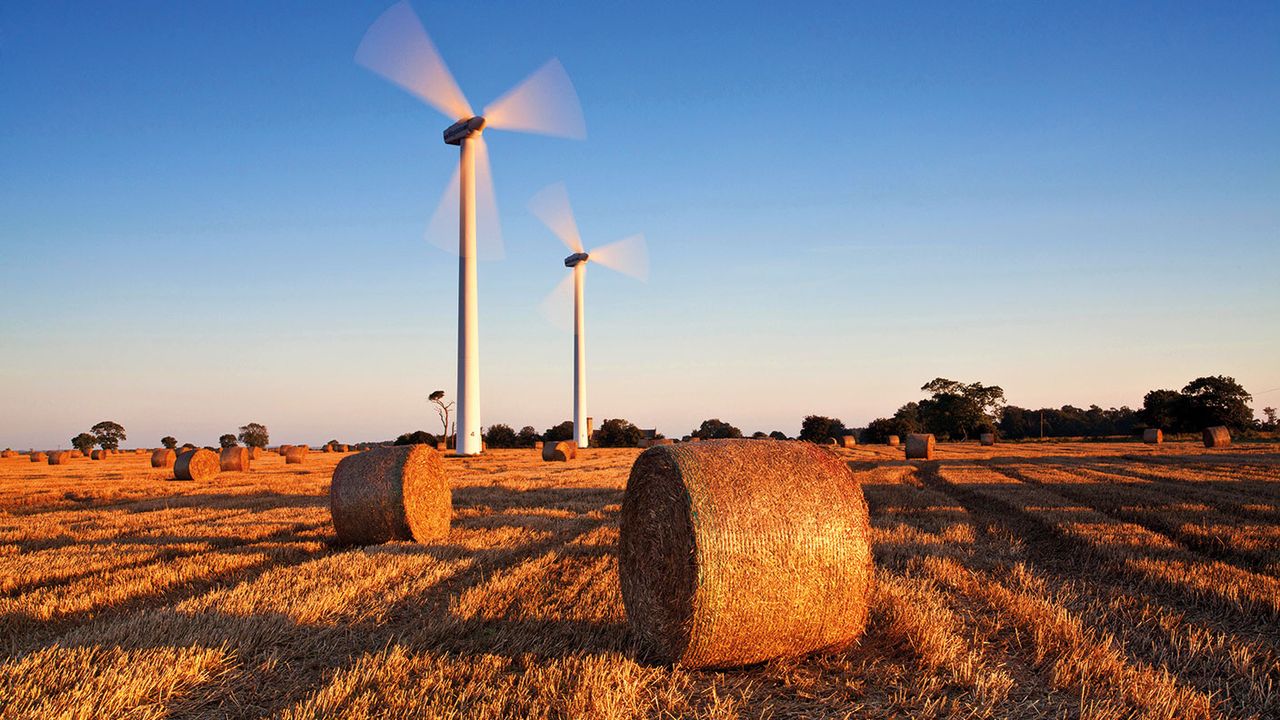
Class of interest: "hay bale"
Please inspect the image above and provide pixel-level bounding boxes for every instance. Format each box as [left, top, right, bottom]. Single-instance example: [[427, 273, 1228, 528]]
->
[[151, 448, 176, 469], [979, 433, 995, 446], [278, 445, 294, 456], [285, 446, 308, 464], [0, 450, 14, 458], [48, 451, 71, 465], [534, 441, 544, 450], [91, 449, 107, 460], [838, 435, 857, 448], [323, 444, 333, 453], [1143, 428, 1163, 444], [905, 433, 935, 460], [542, 441, 576, 462], [69, 450, 84, 458], [651, 438, 674, 446], [247, 447, 262, 460], [619, 439, 872, 668], [220, 446, 250, 472], [174, 448, 219, 481], [329, 444, 450, 545], [1202, 426, 1231, 448], [30, 452, 47, 463], [436, 441, 447, 451], [338, 444, 349, 452], [886, 435, 900, 447]]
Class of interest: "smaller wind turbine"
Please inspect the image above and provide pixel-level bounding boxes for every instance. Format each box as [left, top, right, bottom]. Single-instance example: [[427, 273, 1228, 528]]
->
[[529, 183, 648, 449]]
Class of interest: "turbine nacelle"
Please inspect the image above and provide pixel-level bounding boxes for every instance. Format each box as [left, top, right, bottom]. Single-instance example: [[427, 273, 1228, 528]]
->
[[563, 252, 590, 268], [443, 116, 486, 145]]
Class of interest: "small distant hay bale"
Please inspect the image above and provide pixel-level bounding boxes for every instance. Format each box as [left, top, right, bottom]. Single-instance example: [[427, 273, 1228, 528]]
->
[[619, 439, 873, 668], [838, 435, 857, 448], [905, 434, 936, 460], [91, 449, 107, 460], [174, 448, 219, 481], [435, 441, 447, 451], [534, 441, 544, 450], [285, 446, 308, 464], [323, 444, 333, 453], [135, 448, 146, 455], [30, 452, 48, 463], [886, 435, 900, 447], [0, 450, 15, 458], [69, 450, 84, 458], [151, 449, 176, 469], [278, 445, 294, 456], [220, 446, 250, 472], [338, 444, 349, 452], [651, 438, 674, 446], [48, 451, 71, 465], [542, 441, 576, 462], [1143, 428, 1163, 444], [688, 437, 701, 443], [1202, 426, 1231, 448], [329, 444, 451, 545], [247, 447, 263, 460], [979, 433, 995, 446]]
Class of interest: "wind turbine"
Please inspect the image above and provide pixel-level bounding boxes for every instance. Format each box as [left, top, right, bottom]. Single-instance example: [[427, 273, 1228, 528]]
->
[[529, 183, 648, 449], [356, 2, 586, 455]]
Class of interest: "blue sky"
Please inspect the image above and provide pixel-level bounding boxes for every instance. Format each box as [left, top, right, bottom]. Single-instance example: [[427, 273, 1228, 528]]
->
[[2, 1, 1277, 448]]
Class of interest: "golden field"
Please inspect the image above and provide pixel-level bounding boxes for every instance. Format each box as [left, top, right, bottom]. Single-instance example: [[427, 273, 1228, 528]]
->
[[1, 441, 1278, 719]]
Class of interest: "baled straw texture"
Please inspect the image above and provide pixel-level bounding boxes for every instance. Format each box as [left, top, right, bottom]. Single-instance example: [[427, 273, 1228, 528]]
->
[[48, 451, 71, 465], [1143, 428, 1163, 444], [220, 446, 250, 472], [30, 452, 47, 463], [329, 444, 450, 545], [338, 444, 349, 452], [436, 441, 447, 451], [151, 449, 176, 469], [91, 450, 107, 460], [285, 446, 308, 464], [887, 435, 900, 447], [534, 441, 544, 450], [838, 435, 857, 448], [279, 445, 294, 457], [541, 441, 576, 462], [174, 449, 219, 481], [1202, 426, 1231, 448], [651, 438, 674, 446], [248, 447, 263, 460], [69, 450, 83, 458], [619, 439, 873, 668], [979, 433, 995, 446], [905, 433, 935, 460]]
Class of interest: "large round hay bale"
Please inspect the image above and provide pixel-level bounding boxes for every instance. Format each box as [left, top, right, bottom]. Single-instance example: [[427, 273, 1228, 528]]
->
[[905, 433, 935, 460], [542, 441, 576, 462], [91, 449, 107, 460], [838, 435, 857, 448], [285, 446, 308, 464], [30, 452, 47, 463], [886, 435, 900, 447], [979, 433, 995, 446], [220, 446, 250, 472], [279, 445, 294, 457], [48, 451, 71, 465], [1202, 426, 1231, 448], [329, 444, 450, 545], [174, 448, 219, 481], [1143, 428, 1163, 444], [619, 439, 872, 668], [151, 448, 176, 468]]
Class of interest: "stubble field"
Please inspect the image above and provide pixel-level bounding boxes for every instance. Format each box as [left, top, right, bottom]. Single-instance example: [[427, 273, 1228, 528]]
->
[[1, 441, 1277, 719]]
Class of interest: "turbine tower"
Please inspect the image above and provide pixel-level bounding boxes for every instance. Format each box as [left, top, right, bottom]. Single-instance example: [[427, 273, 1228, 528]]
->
[[529, 183, 648, 449], [356, 2, 585, 455]]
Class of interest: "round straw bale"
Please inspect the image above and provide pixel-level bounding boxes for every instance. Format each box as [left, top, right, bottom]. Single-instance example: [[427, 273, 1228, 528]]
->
[[619, 439, 872, 668], [285, 445, 308, 464], [979, 433, 995, 446], [48, 451, 71, 465], [151, 448, 176, 469], [652, 438, 674, 446], [1202, 426, 1231, 448], [534, 441, 544, 450], [436, 441, 447, 451], [30, 452, 48, 463], [905, 433, 935, 460], [886, 435, 900, 447], [91, 449, 107, 460], [338, 444, 349, 452], [329, 444, 450, 545], [542, 441, 576, 462], [1143, 428, 1163, 444], [174, 448, 219, 481], [220, 446, 250, 472], [278, 445, 294, 456], [839, 435, 857, 448], [247, 447, 262, 460]]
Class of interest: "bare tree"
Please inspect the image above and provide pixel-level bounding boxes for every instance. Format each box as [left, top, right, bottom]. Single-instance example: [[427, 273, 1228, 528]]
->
[[429, 390, 455, 441]]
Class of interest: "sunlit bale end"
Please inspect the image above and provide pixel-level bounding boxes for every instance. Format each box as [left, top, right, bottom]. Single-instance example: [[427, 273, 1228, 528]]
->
[[285, 446, 309, 464], [151, 449, 176, 469], [1202, 426, 1231, 448], [542, 441, 577, 462], [174, 449, 219, 481], [980, 433, 996, 446], [905, 434, 936, 460], [1143, 428, 1163, 444], [220, 446, 250, 472], [329, 444, 451, 546]]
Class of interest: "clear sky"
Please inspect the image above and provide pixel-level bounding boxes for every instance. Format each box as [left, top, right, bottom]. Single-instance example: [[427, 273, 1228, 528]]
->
[[2, 1, 1278, 449]]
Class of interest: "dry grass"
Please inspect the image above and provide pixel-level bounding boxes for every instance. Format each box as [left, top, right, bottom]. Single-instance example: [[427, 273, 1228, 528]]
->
[[0, 440, 1277, 718]]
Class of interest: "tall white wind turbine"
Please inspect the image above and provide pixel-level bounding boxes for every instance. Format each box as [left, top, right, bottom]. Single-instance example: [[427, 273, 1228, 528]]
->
[[356, 2, 586, 455], [529, 183, 648, 449]]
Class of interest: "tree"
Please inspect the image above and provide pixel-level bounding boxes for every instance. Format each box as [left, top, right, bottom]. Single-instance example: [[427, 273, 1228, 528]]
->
[[916, 378, 1005, 440], [863, 417, 911, 443], [1180, 375, 1253, 432], [394, 430, 437, 446], [90, 421, 126, 450], [484, 424, 518, 448], [751, 431, 768, 439], [596, 418, 643, 447], [161, 436, 177, 450], [429, 390, 455, 442], [769, 430, 788, 441], [799, 415, 846, 443], [71, 433, 97, 454], [692, 418, 742, 439], [516, 426, 540, 447], [219, 434, 237, 449], [544, 421, 574, 442], [1264, 407, 1278, 431], [238, 423, 269, 449], [1138, 389, 1185, 432]]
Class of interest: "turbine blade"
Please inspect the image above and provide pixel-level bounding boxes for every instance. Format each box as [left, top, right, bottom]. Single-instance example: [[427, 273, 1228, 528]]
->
[[538, 272, 576, 332], [422, 137, 502, 261], [424, 163, 460, 256], [483, 58, 586, 139], [527, 182, 584, 253], [590, 233, 648, 281], [355, 1, 473, 121]]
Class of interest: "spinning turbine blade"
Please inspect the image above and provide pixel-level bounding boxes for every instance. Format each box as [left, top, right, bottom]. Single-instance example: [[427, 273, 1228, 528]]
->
[[484, 59, 587, 140], [538, 272, 576, 332], [527, 181, 584, 253], [590, 234, 649, 281], [355, 1, 473, 121], [424, 136, 503, 260]]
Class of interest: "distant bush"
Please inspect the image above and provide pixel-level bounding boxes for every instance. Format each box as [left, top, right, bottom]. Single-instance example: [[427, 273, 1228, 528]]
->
[[91, 421, 126, 450], [596, 418, 642, 448], [692, 418, 742, 439], [394, 430, 437, 446], [219, 434, 237, 449], [238, 423, 269, 449], [799, 415, 846, 443], [768, 430, 788, 441], [484, 424, 518, 448], [516, 426, 540, 447], [72, 433, 97, 454], [544, 421, 574, 442], [161, 436, 177, 450]]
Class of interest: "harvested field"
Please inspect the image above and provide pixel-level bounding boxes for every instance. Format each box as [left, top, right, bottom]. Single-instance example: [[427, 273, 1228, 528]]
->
[[0, 441, 1277, 718]]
